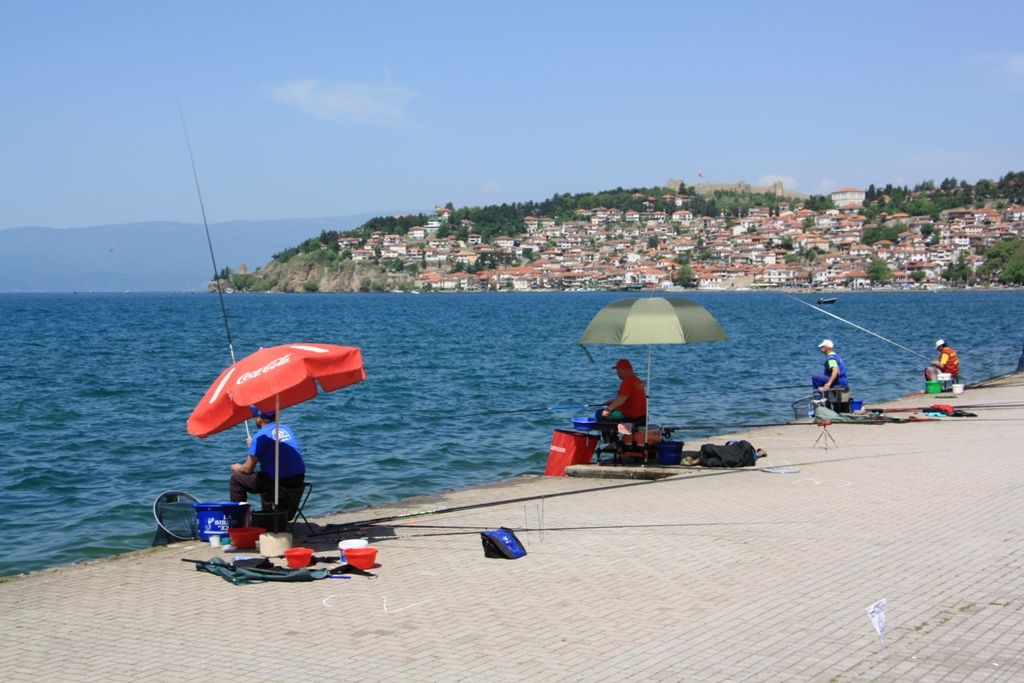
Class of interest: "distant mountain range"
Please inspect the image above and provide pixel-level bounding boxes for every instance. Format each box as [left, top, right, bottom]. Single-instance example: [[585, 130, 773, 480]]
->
[[0, 213, 403, 292]]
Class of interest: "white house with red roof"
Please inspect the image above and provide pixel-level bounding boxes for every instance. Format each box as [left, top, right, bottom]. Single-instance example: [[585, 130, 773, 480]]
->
[[831, 187, 866, 208]]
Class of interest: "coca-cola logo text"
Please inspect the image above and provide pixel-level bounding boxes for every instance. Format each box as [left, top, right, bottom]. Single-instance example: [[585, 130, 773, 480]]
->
[[237, 354, 291, 384]]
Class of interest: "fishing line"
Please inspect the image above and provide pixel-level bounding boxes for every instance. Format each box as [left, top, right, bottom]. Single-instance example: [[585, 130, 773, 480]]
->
[[720, 383, 808, 395], [307, 477, 669, 536], [178, 101, 248, 437], [459, 403, 605, 419], [360, 521, 806, 541], [311, 445, 955, 538], [661, 421, 798, 431], [785, 293, 932, 362]]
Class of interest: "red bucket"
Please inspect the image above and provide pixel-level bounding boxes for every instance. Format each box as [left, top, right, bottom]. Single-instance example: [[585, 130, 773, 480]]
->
[[344, 547, 378, 570], [283, 547, 314, 568], [545, 429, 599, 476]]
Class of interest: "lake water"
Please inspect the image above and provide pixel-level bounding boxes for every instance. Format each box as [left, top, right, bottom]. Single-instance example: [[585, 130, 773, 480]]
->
[[2, 290, 1022, 577]]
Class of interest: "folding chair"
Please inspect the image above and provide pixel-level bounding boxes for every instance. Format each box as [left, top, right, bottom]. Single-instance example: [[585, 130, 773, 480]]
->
[[260, 482, 313, 533], [281, 482, 313, 533]]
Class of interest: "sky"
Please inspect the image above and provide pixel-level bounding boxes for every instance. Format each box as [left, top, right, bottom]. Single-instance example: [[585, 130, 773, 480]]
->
[[2, 0, 1023, 231]]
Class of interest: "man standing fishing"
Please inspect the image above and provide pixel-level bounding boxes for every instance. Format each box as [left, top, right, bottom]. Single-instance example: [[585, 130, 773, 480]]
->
[[602, 359, 647, 426], [229, 406, 306, 505], [926, 339, 959, 380], [812, 339, 848, 391]]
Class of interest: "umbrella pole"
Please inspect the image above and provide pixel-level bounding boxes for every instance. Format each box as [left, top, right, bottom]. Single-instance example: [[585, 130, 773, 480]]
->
[[646, 344, 652, 429], [274, 394, 280, 509]]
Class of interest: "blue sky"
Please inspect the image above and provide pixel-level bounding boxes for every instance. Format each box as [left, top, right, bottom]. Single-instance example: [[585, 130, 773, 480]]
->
[[2, 0, 1022, 230]]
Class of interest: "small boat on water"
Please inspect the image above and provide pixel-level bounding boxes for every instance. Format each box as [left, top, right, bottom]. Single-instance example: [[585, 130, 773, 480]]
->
[[816, 297, 837, 305]]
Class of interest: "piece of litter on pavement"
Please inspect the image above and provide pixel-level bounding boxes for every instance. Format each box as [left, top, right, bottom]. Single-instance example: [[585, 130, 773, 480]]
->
[[761, 461, 799, 474]]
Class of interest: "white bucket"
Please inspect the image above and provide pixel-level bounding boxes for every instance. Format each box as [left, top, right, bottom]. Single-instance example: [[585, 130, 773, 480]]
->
[[952, 383, 965, 395], [339, 538, 369, 563]]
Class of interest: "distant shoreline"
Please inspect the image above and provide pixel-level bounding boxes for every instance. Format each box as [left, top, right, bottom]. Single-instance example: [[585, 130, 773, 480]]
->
[[2, 286, 1021, 296]]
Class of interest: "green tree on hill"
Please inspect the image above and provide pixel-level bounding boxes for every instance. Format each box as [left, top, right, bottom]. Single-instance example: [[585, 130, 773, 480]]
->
[[803, 194, 835, 212], [867, 259, 893, 284], [862, 223, 905, 245], [977, 238, 1024, 283], [673, 262, 694, 287], [943, 256, 973, 284]]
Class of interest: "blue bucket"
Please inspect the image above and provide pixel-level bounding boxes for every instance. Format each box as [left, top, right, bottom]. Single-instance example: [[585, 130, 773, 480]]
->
[[573, 417, 598, 431], [850, 399, 863, 412], [655, 441, 684, 465], [192, 502, 249, 541]]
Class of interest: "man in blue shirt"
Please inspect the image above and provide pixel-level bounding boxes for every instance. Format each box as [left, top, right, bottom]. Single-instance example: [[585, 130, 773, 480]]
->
[[812, 339, 848, 391], [229, 406, 306, 504]]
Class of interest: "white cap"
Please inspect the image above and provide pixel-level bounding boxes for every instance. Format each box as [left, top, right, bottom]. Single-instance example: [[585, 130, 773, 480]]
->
[[935, 339, 945, 348], [818, 339, 834, 349]]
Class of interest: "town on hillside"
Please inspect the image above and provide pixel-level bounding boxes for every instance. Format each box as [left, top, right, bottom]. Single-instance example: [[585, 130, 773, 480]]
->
[[241, 178, 1024, 293]]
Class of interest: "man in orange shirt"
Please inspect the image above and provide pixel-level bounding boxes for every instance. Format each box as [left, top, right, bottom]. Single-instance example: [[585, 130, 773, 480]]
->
[[602, 358, 647, 426], [926, 339, 959, 380]]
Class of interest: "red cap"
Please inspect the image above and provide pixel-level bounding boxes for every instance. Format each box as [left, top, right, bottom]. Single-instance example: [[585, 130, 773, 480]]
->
[[612, 359, 632, 370]]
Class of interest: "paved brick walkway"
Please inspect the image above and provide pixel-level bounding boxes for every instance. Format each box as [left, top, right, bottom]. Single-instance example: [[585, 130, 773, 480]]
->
[[2, 377, 1023, 682]]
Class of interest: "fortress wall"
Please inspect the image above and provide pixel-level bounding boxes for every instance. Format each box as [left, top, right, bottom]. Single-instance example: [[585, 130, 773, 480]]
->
[[665, 178, 811, 200]]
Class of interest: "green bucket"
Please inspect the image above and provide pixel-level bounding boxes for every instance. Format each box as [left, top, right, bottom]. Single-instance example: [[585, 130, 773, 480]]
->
[[925, 380, 942, 394]]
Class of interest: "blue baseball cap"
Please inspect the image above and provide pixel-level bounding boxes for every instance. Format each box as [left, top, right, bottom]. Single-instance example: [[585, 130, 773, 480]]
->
[[250, 405, 276, 420]]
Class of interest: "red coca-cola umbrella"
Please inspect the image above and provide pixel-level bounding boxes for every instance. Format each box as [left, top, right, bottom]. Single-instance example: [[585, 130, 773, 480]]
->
[[187, 343, 366, 506]]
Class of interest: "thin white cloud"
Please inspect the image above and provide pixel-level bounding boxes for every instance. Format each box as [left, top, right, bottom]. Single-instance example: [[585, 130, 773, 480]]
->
[[756, 174, 799, 190], [482, 180, 501, 193], [818, 178, 838, 193], [964, 53, 1024, 92], [264, 79, 420, 127]]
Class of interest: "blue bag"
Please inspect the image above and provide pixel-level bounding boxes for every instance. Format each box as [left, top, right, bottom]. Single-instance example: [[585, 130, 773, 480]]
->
[[480, 527, 527, 559]]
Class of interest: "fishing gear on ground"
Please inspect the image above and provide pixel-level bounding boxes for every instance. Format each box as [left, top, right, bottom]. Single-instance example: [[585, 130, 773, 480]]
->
[[480, 527, 527, 559]]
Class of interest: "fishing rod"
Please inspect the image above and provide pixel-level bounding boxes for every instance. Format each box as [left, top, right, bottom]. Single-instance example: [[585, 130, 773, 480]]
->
[[305, 475, 667, 536], [178, 102, 249, 437], [785, 293, 932, 362], [349, 521, 803, 542], [661, 421, 798, 430], [720, 383, 807, 395], [460, 403, 605, 419]]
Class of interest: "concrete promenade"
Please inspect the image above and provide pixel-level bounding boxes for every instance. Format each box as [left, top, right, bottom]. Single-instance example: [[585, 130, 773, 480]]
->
[[2, 377, 1024, 682]]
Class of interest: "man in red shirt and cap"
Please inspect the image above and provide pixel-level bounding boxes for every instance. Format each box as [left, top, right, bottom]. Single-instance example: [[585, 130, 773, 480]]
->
[[602, 358, 647, 426]]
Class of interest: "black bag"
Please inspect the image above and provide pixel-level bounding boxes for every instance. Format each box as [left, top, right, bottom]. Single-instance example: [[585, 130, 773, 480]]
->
[[480, 527, 527, 559], [698, 440, 758, 468]]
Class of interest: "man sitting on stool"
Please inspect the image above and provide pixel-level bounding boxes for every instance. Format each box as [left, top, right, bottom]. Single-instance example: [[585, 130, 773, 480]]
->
[[812, 339, 849, 396], [230, 406, 306, 509], [925, 339, 959, 381], [602, 358, 647, 427]]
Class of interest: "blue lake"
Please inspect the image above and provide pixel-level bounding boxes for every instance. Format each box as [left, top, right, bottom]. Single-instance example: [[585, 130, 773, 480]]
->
[[1, 290, 1022, 577]]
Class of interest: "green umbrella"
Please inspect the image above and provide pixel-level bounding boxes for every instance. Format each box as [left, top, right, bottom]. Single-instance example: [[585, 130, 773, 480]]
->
[[579, 297, 729, 425]]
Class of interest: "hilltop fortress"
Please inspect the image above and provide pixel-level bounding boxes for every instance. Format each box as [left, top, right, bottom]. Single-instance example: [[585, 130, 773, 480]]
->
[[665, 178, 811, 200]]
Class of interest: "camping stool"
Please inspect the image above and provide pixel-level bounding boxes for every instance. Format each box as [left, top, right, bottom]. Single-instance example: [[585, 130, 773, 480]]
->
[[260, 482, 313, 532], [819, 386, 851, 413], [283, 482, 313, 533], [813, 419, 839, 450]]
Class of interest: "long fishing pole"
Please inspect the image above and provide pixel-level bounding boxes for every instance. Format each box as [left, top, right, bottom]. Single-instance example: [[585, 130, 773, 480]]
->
[[786, 294, 932, 362], [178, 101, 249, 437], [460, 403, 605, 419]]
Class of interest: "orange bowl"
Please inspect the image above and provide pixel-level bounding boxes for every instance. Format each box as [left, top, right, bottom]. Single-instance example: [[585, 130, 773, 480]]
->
[[344, 547, 378, 570], [226, 526, 266, 549], [283, 547, 314, 568]]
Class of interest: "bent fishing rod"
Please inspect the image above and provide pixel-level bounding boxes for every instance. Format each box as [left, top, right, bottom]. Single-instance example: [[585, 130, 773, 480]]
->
[[785, 293, 932, 362], [178, 102, 249, 437]]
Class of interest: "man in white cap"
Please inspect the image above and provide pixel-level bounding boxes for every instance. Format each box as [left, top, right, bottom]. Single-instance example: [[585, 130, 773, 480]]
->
[[812, 339, 848, 391], [926, 339, 959, 380]]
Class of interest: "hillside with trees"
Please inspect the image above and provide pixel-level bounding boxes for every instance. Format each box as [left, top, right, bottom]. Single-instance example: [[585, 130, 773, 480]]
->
[[214, 171, 1024, 292]]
